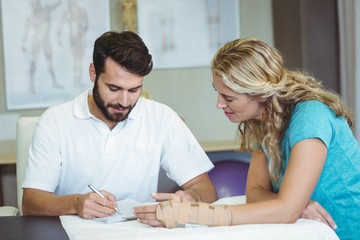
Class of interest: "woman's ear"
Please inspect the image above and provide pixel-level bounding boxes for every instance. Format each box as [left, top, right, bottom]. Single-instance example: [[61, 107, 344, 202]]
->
[[258, 97, 267, 103], [89, 63, 96, 83]]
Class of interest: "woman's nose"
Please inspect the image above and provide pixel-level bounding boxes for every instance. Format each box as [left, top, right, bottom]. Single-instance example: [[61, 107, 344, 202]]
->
[[216, 95, 227, 109]]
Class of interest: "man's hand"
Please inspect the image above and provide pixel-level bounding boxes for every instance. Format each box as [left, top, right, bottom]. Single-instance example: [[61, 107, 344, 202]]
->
[[300, 201, 337, 230], [76, 190, 117, 219]]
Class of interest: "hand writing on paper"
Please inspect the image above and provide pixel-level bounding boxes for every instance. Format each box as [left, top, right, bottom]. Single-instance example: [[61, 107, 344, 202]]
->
[[300, 200, 337, 230], [76, 190, 118, 219]]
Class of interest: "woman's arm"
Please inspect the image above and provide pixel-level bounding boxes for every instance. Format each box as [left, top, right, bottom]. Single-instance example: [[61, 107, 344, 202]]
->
[[245, 148, 336, 228], [246, 151, 275, 203], [134, 138, 336, 228], [229, 138, 328, 224]]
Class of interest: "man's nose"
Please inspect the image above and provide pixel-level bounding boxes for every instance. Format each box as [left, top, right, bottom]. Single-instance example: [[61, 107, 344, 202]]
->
[[117, 91, 129, 106]]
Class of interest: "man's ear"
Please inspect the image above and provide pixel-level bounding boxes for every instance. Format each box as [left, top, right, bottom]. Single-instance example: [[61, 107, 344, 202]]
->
[[89, 63, 96, 83]]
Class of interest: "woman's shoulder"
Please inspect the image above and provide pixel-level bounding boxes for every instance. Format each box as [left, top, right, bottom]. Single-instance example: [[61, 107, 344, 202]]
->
[[290, 100, 337, 128], [295, 100, 328, 109], [293, 100, 333, 116]]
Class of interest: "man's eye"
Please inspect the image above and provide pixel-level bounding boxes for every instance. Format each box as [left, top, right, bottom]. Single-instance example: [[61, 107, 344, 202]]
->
[[109, 87, 118, 91], [129, 89, 138, 93]]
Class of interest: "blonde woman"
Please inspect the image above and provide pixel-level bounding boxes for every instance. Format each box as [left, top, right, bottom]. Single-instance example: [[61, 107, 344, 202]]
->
[[134, 38, 360, 240]]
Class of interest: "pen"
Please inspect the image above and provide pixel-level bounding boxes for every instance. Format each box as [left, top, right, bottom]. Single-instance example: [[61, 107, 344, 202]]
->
[[88, 184, 120, 212]]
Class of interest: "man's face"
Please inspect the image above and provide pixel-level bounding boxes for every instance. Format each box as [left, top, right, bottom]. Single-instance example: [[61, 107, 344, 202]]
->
[[91, 58, 143, 123]]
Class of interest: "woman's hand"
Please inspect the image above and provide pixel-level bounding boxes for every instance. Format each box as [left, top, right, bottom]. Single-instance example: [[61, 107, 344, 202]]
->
[[300, 201, 337, 230], [133, 193, 181, 227], [133, 203, 162, 227]]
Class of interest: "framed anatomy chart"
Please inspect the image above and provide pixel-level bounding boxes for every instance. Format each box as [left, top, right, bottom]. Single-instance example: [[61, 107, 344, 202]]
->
[[1, 0, 110, 110], [137, 0, 240, 69]]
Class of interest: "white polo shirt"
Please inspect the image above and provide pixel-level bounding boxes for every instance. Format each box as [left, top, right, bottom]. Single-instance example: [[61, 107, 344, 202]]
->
[[23, 90, 213, 202]]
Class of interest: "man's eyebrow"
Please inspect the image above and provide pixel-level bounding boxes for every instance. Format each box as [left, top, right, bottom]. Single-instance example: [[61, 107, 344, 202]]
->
[[106, 84, 143, 90], [130, 85, 143, 91]]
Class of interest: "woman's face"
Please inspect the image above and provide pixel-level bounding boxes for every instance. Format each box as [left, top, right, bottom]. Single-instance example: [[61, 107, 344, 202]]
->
[[212, 74, 265, 123]]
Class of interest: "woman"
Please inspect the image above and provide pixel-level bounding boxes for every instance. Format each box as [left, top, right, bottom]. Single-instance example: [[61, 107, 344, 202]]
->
[[134, 38, 360, 240]]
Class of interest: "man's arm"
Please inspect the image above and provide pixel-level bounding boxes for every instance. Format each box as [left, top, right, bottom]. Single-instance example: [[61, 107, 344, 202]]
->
[[152, 173, 217, 203], [177, 173, 217, 203], [22, 188, 118, 218]]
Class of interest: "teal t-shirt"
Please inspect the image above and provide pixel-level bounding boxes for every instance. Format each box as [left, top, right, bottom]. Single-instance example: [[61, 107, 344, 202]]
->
[[270, 100, 360, 240]]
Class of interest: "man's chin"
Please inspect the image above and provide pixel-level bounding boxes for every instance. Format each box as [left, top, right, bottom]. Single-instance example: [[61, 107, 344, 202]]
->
[[109, 116, 126, 122], [109, 112, 129, 122]]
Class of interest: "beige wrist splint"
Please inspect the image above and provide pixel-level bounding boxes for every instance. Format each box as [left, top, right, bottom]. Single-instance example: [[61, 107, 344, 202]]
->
[[156, 199, 232, 228]]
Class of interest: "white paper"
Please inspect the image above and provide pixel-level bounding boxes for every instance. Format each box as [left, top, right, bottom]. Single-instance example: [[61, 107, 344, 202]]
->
[[93, 198, 157, 224], [61, 195, 339, 240]]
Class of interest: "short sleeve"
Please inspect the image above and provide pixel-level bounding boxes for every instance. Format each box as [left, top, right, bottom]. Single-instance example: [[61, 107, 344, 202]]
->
[[287, 101, 334, 149]]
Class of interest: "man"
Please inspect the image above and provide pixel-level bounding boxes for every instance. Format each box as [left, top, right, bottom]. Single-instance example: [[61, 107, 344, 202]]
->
[[22, 31, 217, 219]]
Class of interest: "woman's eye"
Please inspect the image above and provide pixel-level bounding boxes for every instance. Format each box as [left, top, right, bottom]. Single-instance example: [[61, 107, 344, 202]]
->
[[222, 95, 233, 101]]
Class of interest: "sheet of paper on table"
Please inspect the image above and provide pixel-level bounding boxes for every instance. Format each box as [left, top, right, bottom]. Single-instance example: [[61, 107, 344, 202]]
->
[[94, 198, 157, 224], [60, 196, 339, 240]]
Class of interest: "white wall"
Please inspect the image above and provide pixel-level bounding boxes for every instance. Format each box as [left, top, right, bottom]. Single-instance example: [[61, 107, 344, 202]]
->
[[0, 0, 273, 206], [135, 0, 274, 143]]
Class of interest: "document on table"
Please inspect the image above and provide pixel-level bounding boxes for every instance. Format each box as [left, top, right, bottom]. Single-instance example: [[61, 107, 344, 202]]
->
[[94, 198, 156, 224], [60, 195, 339, 240]]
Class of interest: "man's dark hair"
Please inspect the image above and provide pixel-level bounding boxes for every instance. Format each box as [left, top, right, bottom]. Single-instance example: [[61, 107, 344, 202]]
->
[[93, 31, 153, 78]]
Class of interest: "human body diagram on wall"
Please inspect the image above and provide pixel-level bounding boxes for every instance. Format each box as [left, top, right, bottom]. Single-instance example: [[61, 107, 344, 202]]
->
[[137, 0, 240, 69], [1, 0, 109, 110]]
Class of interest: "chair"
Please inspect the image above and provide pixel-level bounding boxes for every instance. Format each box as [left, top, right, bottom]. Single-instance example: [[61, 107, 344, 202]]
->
[[0, 206, 18, 216], [16, 116, 40, 215], [0, 116, 39, 216], [208, 160, 250, 198]]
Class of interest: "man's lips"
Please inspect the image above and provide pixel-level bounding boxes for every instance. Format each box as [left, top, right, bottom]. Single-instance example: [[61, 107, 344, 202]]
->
[[111, 105, 129, 113]]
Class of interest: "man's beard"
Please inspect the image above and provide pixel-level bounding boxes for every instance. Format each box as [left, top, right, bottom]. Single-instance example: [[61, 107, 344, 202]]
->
[[93, 82, 133, 122]]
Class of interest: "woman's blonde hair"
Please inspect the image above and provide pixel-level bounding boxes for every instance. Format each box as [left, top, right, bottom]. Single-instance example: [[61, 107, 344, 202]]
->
[[211, 38, 354, 183]]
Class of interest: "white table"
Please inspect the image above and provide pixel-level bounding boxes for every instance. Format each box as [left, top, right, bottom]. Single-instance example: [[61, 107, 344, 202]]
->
[[60, 196, 339, 240]]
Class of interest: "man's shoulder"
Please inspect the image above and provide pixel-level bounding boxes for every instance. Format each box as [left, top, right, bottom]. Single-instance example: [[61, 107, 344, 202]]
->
[[139, 98, 176, 114], [39, 100, 74, 124], [41, 90, 87, 120]]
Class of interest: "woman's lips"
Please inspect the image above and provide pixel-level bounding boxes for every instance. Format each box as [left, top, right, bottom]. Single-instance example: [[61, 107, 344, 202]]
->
[[224, 111, 234, 118]]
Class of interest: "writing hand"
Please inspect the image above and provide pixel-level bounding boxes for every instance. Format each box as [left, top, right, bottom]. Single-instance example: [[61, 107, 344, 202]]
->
[[75, 190, 117, 219]]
